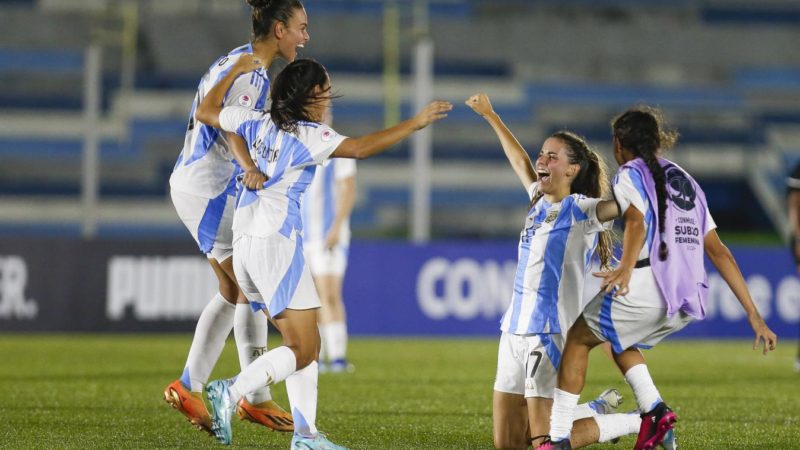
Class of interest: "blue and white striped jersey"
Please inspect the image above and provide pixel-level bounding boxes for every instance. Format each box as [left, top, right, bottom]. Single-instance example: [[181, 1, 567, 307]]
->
[[170, 43, 270, 199], [218, 106, 348, 240], [500, 182, 608, 336], [301, 158, 357, 247], [613, 166, 716, 262]]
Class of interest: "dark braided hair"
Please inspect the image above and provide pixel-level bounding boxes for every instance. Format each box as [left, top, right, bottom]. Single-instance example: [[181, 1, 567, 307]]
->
[[542, 131, 615, 270], [612, 107, 678, 261], [270, 58, 337, 134], [246, 0, 304, 42]]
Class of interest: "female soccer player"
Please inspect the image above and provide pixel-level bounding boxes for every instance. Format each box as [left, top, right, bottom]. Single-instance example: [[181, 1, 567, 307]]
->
[[467, 93, 641, 450], [301, 108, 358, 374], [195, 58, 452, 448], [540, 107, 778, 450], [164, 0, 307, 434]]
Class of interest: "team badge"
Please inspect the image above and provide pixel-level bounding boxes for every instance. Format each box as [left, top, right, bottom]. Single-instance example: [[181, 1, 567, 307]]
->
[[665, 165, 696, 211], [545, 210, 559, 224], [238, 94, 252, 107]]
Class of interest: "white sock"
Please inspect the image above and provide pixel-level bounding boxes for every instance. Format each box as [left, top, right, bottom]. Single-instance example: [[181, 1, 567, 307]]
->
[[230, 346, 296, 404], [183, 293, 234, 392], [550, 388, 580, 441], [329, 321, 348, 361], [624, 364, 662, 413], [286, 361, 319, 437], [574, 403, 595, 420], [595, 413, 641, 443], [233, 304, 272, 404]]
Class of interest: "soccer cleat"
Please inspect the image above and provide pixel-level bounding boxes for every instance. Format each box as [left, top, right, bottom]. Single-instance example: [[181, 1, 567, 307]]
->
[[634, 402, 677, 450], [291, 431, 350, 450], [327, 358, 355, 374], [533, 436, 572, 450], [589, 388, 623, 415], [206, 379, 238, 445], [163, 379, 213, 435], [661, 428, 678, 450], [237, 398, 294, 432]]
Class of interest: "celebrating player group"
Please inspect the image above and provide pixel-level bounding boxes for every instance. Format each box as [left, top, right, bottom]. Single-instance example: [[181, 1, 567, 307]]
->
[[162, 1, 778, 449]]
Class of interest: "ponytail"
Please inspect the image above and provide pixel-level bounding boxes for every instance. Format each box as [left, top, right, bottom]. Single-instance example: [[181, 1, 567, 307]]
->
[[612, 107, 679, 261]]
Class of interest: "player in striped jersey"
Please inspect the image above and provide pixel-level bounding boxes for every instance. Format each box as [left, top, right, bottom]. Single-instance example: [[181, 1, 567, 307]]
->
[[301, 108, 357, 374], [163, 0, 307, 435], [195, 59, 451, 448], [541, 107, 776, 450], [467, 93, 641, 450]]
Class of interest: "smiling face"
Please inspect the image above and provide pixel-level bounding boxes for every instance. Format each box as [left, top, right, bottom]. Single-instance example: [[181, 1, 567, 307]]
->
[[276, 7, 309, 61], [535, 137, 580, 197]]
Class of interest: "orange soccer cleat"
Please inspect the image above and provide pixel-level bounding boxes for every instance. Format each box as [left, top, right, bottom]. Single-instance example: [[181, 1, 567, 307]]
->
[[237, 398, 294, 432], [163, 379, 213, 435]]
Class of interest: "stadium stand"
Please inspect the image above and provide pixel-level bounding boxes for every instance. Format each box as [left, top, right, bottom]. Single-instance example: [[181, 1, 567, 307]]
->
[[1, 0, 799, 237]]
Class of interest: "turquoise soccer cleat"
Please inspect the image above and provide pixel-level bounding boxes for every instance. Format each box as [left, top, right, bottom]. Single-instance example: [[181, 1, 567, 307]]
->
[[206, 379, 237, 445], [291, 431, 349, 450]]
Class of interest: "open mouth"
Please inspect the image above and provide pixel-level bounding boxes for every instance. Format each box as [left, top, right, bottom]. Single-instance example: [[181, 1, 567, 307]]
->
[[537, 171, 550, 183]]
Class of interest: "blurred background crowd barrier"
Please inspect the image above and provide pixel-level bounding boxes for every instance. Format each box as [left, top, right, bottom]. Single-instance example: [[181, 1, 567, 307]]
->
[[1, 0, 799, 335]]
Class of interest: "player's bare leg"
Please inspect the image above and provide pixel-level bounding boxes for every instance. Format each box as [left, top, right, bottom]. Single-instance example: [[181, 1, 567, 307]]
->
[[493, 391, 529, 449]]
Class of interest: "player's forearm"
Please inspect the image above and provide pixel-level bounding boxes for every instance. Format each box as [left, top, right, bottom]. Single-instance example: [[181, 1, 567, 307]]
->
[[596, 199, 621, 223], [228, 133, 257, 172], [619, 219, 645, 269], [707, 243, 761, 319], [484, 112, 536, 188], [333, 119, 418, 159]]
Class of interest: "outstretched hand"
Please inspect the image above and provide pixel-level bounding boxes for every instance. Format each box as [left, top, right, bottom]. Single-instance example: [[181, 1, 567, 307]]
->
[[749, 316, 777, 355], [413, 101, 453, 130], [593, 266, 633, 297], [465, 93, 495, 118]]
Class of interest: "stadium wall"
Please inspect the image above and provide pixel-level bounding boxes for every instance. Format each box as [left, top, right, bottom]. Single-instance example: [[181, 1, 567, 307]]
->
[[0, 239, 797, 338]]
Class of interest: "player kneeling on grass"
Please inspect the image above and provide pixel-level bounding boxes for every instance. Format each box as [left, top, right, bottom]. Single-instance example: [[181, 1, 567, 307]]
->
[[467, 93, 644, 449], [538, 107, 778, 450], [195, 57, 451, 448]]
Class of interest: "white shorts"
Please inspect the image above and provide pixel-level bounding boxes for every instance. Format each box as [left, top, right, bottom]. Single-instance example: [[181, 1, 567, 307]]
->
[[171, 187, 234, 262], [304, 243, 348, 277], [582, 267, 693, 354], [493, 332, 564, 399], [233, 233, 321, 318]]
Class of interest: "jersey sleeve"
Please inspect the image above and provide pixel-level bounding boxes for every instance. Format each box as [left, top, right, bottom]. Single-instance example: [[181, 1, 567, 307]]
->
[[219, 106, 265, 136], [221, 56, 267, 110], [704, 207, 717, 234], [612, 168, 648, 216], [334, 158, 357, 180], [573, 197, 606, 233], [298, 123, 348, 166]]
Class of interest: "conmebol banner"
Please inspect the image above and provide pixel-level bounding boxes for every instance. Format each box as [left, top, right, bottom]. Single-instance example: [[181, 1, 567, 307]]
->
[[0, 238, 797, 337]]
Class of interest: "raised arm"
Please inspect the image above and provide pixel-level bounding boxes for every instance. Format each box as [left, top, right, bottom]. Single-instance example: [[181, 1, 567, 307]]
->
[[466, 93, 536, 190], [195, 54, 262, 129], [704, 229, 777, 354], [331, 101, 452, 159]]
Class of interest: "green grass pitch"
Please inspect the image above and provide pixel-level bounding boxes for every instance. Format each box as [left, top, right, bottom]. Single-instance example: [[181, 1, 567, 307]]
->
[[0, 335, 797, 449]]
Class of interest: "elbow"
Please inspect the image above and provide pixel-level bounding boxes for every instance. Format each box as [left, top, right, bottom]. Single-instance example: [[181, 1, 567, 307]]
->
[[195, 105, 218, 128]]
